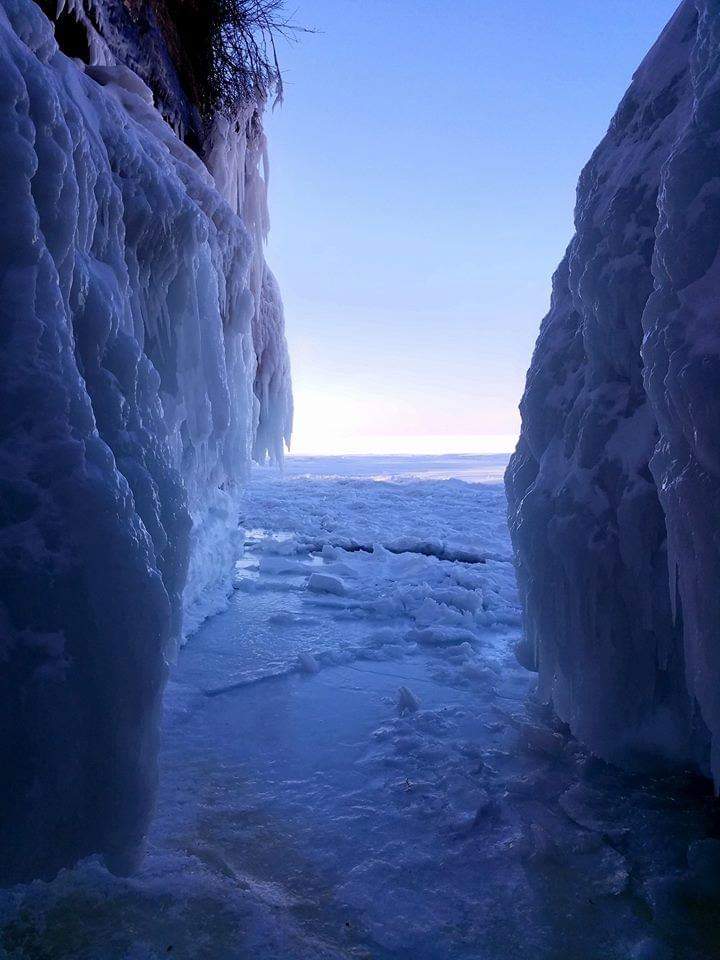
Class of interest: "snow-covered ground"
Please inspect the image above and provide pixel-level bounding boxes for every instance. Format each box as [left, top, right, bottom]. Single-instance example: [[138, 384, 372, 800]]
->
[[1, 455, 718, 959]]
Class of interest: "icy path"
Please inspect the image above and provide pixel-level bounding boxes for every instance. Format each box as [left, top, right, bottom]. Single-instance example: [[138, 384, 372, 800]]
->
[[2, 456, 720, 959]]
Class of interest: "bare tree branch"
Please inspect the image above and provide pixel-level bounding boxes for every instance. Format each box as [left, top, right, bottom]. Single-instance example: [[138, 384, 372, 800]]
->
[[158, 0, 312, 124], [207, 0, 310, 115]]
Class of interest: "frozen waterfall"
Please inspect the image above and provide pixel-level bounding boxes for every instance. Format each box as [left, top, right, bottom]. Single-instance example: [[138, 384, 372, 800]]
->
[[0, 0, 291, 882], [507, 0, 720, 785]]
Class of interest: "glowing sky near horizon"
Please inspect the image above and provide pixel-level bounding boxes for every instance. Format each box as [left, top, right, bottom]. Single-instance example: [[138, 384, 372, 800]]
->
[[264, 0, 679, 457]]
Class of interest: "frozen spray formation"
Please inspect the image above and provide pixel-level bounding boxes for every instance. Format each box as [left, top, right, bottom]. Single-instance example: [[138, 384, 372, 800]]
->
[[0, 0, 291, 882], [507, 0, 720, 783]]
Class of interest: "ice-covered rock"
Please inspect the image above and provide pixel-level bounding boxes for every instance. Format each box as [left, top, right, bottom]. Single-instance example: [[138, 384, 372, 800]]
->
[[0, 0, 291, 882], [507, 0, 720, 781]]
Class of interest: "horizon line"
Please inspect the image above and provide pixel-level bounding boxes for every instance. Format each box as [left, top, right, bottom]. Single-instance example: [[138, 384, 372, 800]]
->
[[285, 433, 518, 458]]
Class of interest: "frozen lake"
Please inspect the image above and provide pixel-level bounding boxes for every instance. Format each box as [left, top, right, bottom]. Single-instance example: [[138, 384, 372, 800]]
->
[[1, 455, 718, 959]]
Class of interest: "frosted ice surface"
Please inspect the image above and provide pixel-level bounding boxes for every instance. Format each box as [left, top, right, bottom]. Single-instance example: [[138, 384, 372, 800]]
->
[[3, 456, 716, 959]]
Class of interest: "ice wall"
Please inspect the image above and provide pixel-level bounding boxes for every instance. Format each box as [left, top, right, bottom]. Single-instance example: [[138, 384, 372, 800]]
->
[[0, 0, 291, 882], [507, 0, 720, 782]]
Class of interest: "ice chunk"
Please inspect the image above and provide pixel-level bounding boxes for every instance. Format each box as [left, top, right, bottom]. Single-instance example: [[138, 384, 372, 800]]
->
[[307, 572, 347, 596], [397, 686, 420, 715], [297, 653, 321, 675], [259, 556, 309, 577], [406, 626, 479, 647]]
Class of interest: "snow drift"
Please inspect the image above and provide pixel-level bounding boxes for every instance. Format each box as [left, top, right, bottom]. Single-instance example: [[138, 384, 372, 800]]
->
[[0, 0, 291, 882], [507, 0, 720, 782]]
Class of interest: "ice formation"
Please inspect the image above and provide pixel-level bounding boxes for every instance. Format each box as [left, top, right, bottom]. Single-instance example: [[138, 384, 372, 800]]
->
[[507, 0, 720, 782], [0, 0, 291, 882]]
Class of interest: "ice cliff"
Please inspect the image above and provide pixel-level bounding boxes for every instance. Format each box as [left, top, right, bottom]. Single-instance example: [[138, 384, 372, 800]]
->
[[0, 0, 291, 882], [507, 0, 720, 784]]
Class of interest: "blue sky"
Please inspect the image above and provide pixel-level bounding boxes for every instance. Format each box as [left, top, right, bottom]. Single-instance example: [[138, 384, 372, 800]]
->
[[264, 0, 680, 455]]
